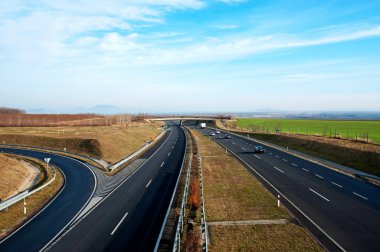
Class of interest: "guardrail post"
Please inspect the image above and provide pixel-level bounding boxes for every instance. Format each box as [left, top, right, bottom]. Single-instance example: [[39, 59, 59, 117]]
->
[[23, 198, 27, 215]]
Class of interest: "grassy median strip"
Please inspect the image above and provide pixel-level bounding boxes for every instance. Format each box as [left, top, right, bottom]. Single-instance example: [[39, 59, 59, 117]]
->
[[191, 130, 323, 251], [0, 157, 64, 239], [209, 224, 323, 251]]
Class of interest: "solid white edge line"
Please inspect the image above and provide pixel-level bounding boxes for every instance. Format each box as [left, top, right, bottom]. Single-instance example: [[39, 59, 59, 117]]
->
[[309, 188, 330, 202], [110, 212, 129, 235], [146, 179, 152, 188], [0, 165, 67, 245], [353, 192, 368, 200], [0, 150, 97, 251], [204, 135, 346, 252], [331, 182, 343, 188], [315, 174, 324, 179], [46, 128, 174, 250], [274, 166, 284, 174], [154, 127, 187, 252], [40, 157, 98, 251]]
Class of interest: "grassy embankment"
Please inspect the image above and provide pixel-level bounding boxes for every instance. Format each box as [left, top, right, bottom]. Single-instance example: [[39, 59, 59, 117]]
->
[[0, 121, 163, 164], [191, 130, 322, 251], [216, 119, 380, 177], [0, 156, 64, 239], [0, 154, 39, 201]]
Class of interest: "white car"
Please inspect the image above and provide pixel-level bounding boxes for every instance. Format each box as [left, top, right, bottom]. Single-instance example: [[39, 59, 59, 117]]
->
[[215, 130, 221, 134], [210, 132, 216, 136]]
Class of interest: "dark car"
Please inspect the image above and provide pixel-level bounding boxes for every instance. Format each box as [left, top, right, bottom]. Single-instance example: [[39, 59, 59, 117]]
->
[[254, 146, 265, 153], [225, 134, 232, 139]]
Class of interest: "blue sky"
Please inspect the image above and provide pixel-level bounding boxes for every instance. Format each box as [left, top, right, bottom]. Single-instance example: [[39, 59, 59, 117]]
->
[[1, 0, 380, 113]]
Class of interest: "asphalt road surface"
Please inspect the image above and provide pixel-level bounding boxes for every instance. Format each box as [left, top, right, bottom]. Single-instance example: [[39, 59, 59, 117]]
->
[[0, 148, 96, 252], [47, 123, 186, 252], [200, 127, 380, 252]]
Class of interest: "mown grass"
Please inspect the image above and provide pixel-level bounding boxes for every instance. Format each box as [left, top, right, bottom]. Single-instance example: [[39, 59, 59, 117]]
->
[[238, 118, 380, 144], [191, 130, 323, 251], [209, 224, 323, 252], [192, 131, 287, 221], [0, 122, 163, 163], [0, 160, 64, 239]]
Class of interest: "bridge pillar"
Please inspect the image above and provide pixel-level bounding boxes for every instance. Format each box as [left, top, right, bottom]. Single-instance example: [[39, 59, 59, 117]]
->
[[180, 120, 182, 126]]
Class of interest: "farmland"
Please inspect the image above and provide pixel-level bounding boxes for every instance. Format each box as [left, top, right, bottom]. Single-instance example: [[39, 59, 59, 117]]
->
[[238, 118, 380, 144]]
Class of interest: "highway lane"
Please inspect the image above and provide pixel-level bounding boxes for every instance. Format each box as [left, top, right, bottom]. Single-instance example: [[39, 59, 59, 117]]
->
[[0, 148, 96, 252], [49, 123, 186, 252], [200, 128, 380, 252]]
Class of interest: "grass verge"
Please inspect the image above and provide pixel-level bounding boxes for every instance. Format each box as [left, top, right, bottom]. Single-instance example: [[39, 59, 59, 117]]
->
[[190, 130, 323, 251], [0, 158, 64, 239], [209, 224, 322, 251]]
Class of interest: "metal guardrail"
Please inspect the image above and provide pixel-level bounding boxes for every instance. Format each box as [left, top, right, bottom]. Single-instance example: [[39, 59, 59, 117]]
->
[[110, 129, 167, 171], [154, 127, 187, 252], [0, 144, 105, 169], [193, 134, 209, 252], [0, 163, 57, 211], [172, 128, 192, 252]]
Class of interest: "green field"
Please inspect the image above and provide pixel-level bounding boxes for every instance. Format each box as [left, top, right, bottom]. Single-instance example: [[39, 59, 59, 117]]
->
[[237, 118, 380, 144]]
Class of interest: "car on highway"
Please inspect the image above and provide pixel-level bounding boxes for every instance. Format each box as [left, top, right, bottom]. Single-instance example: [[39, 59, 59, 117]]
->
[[225, 134, 232, 139], [254, 146, 265, 153], [215, 130, 220, 134], [210, 132, 216, 136]]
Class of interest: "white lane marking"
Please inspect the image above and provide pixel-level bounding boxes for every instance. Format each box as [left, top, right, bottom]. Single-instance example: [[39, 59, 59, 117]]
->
[[254, 155, 261, 159], [302, 168, 309, 172], [291, 163, 298, 167], [172, 146, 174, 149], [146, 179, 152, 188], [242, 148, 246, 151], [218, 143, 345, 251], [274, 166, 284, 174], [269, 152, 273, 155], [161, 162, 165, 167], [111, 212, 129, 235], [309, 188, 330, 202], [353, 192, 368, 200], [315, 174, 324, 179], [331, 182, 343, 188], [283, 159, 288, 162], [168, 152, 171, 156], [275, 155, 280, 158], [232, 142, 235, 145]]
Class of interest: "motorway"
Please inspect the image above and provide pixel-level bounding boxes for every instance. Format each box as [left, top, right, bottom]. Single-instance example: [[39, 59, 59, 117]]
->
[[0, 122, 186, 252], [47, 123, 185, 251], [0, 148, 96, 252], [199, 127, 380, 252]]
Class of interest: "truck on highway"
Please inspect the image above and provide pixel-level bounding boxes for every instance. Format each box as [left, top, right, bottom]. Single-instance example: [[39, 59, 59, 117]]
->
[[200, 123, 206, 128]]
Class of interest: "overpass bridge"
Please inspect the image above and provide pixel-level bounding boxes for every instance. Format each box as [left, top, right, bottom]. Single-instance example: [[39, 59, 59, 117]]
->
[[148, 117, 222, 126]]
